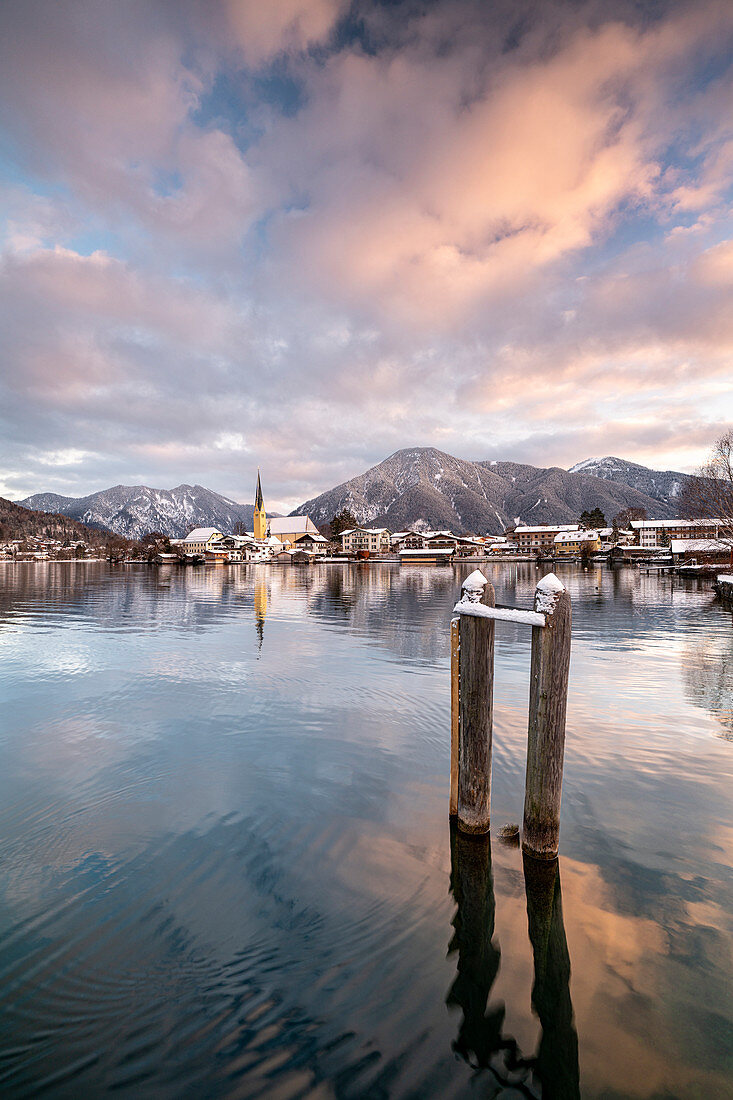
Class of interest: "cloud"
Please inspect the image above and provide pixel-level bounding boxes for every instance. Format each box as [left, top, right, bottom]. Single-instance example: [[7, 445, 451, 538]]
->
[[223, 0, 346, 66], [0, 0, 732, 505]]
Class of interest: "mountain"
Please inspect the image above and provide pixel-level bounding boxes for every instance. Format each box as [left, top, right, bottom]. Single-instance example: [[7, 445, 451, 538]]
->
[[19, 484, 258, 540], [568, 456, 688, 509], [0, 496, 108, 544], [291, 447, 678, 534]]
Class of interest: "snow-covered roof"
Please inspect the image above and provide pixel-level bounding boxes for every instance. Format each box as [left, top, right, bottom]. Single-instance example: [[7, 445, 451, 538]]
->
[[340, 526, 389, 536], [514, 524, 580, 534], [269, 516, 316, 534], [671, 538, 731, 553], [554, 529, 599, 543], [182, 527, 222, 542], [630, 518, 722, 529], [297, 532, 329, 543]]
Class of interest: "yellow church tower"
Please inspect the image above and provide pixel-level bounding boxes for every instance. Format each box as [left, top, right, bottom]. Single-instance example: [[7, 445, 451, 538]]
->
[[253, 469, 267, 541]]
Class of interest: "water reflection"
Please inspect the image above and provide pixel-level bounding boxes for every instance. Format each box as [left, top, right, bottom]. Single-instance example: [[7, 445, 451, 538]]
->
[[254, 573, 268, 652], [447, 828, 511, 1078], [523, 855, 580, 1100], [447, 825, 579, 1098], [682, 615, 733, 740], [1, 562, 733, 1097]]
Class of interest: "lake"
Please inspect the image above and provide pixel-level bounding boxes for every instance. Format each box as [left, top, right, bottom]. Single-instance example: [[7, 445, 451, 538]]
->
[[0, 561, 731, 1098]]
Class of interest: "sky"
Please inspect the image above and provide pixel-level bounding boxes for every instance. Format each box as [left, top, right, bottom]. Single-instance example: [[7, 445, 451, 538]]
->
[[1, 0, 732, 513]]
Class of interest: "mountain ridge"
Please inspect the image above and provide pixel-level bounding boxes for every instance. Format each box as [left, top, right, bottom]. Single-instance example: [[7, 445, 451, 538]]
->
[[19, 483, 260, 540], [568, 456, 686, 507], [291, 447, 683, 534], [0, 496, 110, 544], [16, 449, 689, 540]]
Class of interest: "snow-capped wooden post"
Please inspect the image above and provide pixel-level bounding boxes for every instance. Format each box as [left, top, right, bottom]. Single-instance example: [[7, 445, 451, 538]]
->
[[455, 570, 495, 834], [523, 575, 572, 860], [449, 616, 460, 816]]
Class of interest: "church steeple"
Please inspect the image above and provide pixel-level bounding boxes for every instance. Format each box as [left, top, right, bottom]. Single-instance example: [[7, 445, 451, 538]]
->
[[253, 469, 267, 540]]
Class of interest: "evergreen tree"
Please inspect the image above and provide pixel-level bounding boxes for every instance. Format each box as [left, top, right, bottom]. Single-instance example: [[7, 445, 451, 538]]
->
[[330, 509, 358, 538], [580, 507, 605, 529]]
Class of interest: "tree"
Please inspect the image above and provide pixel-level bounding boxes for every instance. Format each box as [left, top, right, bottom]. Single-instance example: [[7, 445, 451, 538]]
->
[[612, 506, 647, 532], [330, 509, 358, 538], [679, 430, 733, 545], [580, 507, 605, 530], [106, 535, 131, 562], [234, 521, 249, 537]]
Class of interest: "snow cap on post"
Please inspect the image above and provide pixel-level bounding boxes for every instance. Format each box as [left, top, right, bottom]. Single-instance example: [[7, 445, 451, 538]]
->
[[462, 569, 488, 604], [535, 572, 566, 615]]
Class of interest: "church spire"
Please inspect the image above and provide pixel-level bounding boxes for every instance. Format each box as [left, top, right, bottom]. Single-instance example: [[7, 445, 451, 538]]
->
[[253, 468, 267, 540]]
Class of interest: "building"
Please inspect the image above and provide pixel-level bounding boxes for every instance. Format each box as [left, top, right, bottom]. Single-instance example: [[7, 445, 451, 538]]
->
[[630, 518, 726, 548], [292, 532, 330, 555], [212, 534, 255, 562], [178, 527, 224, 555], [670, 537, 732, 565], [340, 527, 391, 554], [486, 539, 517, 553], [399, 547, 454, 564], [554, 529, 601, 555], [390, 530, 424, 551], [253, 471, 267, 541], [509, 524, 580, 554], [268, 515, 320, 546]]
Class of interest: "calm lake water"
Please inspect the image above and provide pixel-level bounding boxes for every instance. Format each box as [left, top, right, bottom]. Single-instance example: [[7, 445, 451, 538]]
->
[[0, 561, 732, 1099]]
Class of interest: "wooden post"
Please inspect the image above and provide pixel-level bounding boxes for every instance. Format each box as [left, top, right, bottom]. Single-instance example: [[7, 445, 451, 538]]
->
[[457, 571, 495, 835], [523, 575, 571, 859], [449, 616, 460, 816]]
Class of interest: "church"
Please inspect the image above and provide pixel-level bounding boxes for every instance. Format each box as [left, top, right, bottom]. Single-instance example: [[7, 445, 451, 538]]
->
[[253, 471, 321, 548]]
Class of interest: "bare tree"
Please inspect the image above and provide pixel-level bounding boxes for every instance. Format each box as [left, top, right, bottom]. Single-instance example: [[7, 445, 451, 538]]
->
[[678, 430, 733, 544], [612, 506, 647, 532]]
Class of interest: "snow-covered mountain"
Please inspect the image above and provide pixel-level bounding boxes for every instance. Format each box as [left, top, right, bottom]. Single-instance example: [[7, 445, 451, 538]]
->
[[568, 457, 687, 509], [19, 484, 257, 539], [291, 448, 677, 534]]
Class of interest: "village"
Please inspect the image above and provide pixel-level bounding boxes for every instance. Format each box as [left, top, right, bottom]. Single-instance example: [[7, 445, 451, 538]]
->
[[2, 470, 731, 575]]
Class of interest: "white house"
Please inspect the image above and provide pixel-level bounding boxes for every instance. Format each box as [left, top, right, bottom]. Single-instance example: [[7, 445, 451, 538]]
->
[[340, 528, 391, 554], [178, 527, 224, 554], [631, 518, 726, 548]]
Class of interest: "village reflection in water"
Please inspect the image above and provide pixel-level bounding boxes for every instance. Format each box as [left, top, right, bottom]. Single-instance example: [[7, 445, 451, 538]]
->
[[0, 561, 732, 1097]]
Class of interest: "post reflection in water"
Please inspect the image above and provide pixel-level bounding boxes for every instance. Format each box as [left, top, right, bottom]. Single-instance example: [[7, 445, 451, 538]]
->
[[523, 854, 580, 1100], [447, 824, 580, 1098], [447, 826, 516, 1084]]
